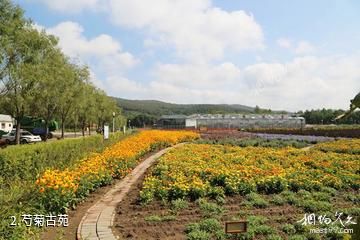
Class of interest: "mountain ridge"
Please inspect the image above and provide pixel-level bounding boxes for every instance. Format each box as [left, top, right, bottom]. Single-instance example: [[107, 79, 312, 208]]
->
[[113, 97, 280, 118]]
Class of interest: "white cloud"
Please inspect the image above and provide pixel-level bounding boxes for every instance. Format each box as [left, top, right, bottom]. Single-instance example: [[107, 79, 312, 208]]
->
[[33, 0, 104, 13], [277, 38, 292, 49], [102, 55, 360, 111], [153, 62, 241, 89], [108, 0, 264, 62], [294, 41, 316, 55], [277, 38, 316, 55], [45, 21, 137, 81]]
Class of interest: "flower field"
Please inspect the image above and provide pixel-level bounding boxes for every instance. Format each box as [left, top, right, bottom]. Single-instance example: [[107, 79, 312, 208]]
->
[[141, 143, 360, 202], [314, 139, 360, 154], [35, 130, 199, 213]]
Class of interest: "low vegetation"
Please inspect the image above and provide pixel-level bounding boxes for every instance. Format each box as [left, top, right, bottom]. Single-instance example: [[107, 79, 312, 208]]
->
[[0, 130, 199, 240], [196, 137, 311, 148], [140, 141, 359, 239]]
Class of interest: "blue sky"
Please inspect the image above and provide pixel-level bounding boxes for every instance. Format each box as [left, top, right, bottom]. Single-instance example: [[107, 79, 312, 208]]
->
[[15, 0, 360, 111]]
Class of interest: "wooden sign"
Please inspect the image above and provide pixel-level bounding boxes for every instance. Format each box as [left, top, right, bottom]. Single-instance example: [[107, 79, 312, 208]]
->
[[225, 221, 247, 234]]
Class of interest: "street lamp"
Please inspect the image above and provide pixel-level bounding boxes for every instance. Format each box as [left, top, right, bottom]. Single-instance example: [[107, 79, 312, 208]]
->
[[112, 112, 115, 133]]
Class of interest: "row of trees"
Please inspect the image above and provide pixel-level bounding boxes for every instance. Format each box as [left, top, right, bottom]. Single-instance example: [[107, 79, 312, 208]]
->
[[0, 0, 123, 144], [299, 109, 360, 124]]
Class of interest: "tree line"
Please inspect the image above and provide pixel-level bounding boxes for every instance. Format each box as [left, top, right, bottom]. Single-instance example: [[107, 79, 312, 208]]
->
[[0, 0, 123, 144], [299, 109, 360, 124]]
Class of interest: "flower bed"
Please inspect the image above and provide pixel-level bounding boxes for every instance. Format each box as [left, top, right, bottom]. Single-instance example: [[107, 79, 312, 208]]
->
[[140, 143, 359, 203], [36, 130, 199, 213], [313, 139, 360, 154]]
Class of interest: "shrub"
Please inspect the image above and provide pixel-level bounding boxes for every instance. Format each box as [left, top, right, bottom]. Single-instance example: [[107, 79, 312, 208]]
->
[[270, 195, 287, 206], [282, 224, 296, 234], [245, 193, 269, 208], [256, 177, 287, 194], [144, 214, 176, 222], [253, 225, 275, 235], [198, 218, 222, 233], [311, 191, 331, 202], [185, 218, 222, 240], [186, 230, 211, 240], [171, 199, 188, 214], [267, 235, 283, 240], [288, 235, 306, 240], [197, 198, 223, 218], [298, 200, 332, 212]]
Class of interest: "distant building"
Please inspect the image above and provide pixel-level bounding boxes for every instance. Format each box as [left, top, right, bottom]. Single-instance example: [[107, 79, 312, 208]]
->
[[157, 114, 305, 129], [0, 114, 14, 132], [156, 115, 187, 129]]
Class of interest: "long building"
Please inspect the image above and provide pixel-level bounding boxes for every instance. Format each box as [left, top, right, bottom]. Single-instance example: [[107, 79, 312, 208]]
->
[[156, 114, 305, 129]]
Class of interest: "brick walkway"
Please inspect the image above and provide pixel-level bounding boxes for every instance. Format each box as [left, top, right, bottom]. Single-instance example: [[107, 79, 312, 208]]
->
[[76, 144, 182, 240]]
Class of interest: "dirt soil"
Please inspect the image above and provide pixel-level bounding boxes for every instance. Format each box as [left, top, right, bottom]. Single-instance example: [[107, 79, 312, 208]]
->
[[40, 180, 118, 240]]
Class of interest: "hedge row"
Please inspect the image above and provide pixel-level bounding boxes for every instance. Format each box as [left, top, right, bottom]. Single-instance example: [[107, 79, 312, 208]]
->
[[0, 132, 129, 184], [0, 132, 131, 240]]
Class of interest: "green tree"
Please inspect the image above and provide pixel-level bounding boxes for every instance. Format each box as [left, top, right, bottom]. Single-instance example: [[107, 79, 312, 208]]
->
[[0, 1, 57, 143], [56, 63, 87, 138]]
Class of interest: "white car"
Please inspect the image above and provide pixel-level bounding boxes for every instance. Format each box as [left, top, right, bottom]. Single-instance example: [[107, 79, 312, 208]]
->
[[1, 130, 42, 144]]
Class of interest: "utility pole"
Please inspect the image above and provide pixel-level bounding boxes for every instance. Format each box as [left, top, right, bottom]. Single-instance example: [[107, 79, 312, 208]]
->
[[112, 112, 115, 132]]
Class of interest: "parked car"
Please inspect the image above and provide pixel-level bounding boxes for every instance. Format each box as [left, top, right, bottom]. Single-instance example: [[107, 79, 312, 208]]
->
[[1, 130, 42, 144]]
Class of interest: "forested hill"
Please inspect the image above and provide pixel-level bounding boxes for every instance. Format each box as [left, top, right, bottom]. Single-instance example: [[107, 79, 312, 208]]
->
[[114, 97, 257, 118]]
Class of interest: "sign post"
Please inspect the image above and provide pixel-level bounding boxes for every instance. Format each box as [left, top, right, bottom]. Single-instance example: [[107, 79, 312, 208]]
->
[[225, 221, 248, 234], [103, 125, 109, 140]]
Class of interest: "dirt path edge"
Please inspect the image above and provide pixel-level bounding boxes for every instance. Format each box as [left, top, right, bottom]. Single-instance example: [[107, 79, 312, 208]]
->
[[76, 143, 184, 240]]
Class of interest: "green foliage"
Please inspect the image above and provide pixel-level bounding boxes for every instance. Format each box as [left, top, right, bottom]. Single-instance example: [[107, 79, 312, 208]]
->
[[256, 177, 287, 194], [196, 198, 224, 218], [0, 132, 125, 182], [0, 132, 126, 239], [196, 137, 310, 149], [344, 193, 360, 204], [186, 230, 211, 240], [266, 235, 283, 240], [297, 199, 332, 212], [244, 193, 269, 208], [270, 194, 287, 206], [302, 109, 360, 124], [282, 224, 296, 234], [170, 199, 189, 214], [288, 235, 306, 240], [115, 98, 255, 119], [144, 214, 176, 222], [185, 218, 223, 240]]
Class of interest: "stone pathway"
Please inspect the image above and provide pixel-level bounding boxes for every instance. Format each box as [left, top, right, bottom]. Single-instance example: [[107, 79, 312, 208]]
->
[[76, 144, 182, 240]]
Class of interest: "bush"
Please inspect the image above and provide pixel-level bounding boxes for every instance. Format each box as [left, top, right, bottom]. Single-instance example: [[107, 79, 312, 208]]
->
[[171, 199, 188, 214], [267, 235, 283, 240], [0, 132, 127, 239], [197, 198, 223, 218], [144, 214, 176, 222], [298, 199, 332, 212], [256, 177, 287, 194], [282, 224, 296, 234], [0, 132, 126, 183], [186, 218, 224, 240], [253, 225, 275, 235], [245, 193, 269, 208], [270, 195, 287, 206], [186, 230, 211, 240]]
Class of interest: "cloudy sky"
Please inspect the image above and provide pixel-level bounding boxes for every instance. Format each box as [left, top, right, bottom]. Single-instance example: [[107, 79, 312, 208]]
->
[[16, 0, 360, 111]]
